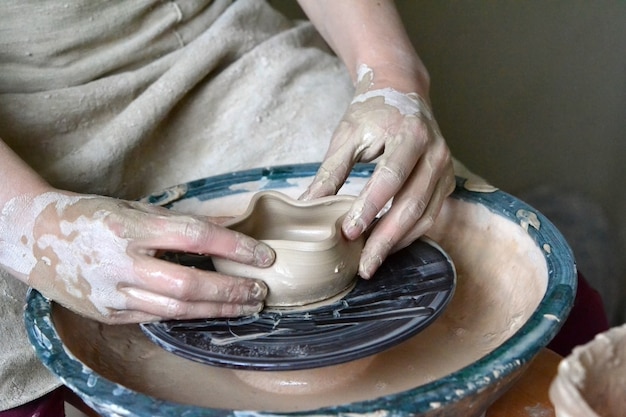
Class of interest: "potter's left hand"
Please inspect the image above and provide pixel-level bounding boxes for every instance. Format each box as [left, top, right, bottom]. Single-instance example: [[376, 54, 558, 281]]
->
[[302, 66, 455, 279]]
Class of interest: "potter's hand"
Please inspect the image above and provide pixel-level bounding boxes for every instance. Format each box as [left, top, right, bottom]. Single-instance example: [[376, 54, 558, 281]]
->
[[302, 66, 455, 279], [0, 191, 273, 324]]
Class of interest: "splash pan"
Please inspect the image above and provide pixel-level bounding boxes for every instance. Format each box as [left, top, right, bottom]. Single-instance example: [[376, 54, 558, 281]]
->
[[24, 163, 576, 417]]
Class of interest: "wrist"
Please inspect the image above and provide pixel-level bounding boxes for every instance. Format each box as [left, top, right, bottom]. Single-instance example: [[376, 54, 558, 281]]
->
[[354, 60, 431, 100], [0, 190, 82, 284], [0, 139, 54, 207]]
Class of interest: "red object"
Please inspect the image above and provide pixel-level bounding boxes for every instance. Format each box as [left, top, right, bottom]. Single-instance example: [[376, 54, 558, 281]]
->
[[0, 389, 64, 417], [547, 271, 610, 357]]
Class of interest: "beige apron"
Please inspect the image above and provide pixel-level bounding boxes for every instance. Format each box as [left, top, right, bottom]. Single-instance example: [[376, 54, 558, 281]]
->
[[0, 0, 353, 408]]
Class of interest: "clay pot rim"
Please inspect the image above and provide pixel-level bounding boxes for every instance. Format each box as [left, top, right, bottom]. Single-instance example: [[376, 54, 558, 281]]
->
[[222, 190, 356, 251], [549, 323, 626, 416]]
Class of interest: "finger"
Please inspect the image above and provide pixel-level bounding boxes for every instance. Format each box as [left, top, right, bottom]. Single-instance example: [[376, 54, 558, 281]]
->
[[300, 127, 359, 200], [385, 132, 452, 236], [136, 215, 275, 267], [392, 168, 455, 250], [122, 287, 264, 320], [208, 215, 235, 226], [132, 256, 268, 304], [101, 309, 164, 325], [358, 154, 454, 278], [342, 126, 426, 239]]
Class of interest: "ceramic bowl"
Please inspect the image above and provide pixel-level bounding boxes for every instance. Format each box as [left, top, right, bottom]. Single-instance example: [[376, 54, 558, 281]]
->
[[211, 190, 363, 307], [549, 323, 626, 416], [25, 163, 577, 417]]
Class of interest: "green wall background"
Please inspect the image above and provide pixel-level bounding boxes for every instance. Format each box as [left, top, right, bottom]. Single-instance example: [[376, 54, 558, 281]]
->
[[272, 1, 626, 323]]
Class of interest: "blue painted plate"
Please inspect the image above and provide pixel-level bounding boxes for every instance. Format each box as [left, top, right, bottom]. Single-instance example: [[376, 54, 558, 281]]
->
[[140, 238, 456, 371]]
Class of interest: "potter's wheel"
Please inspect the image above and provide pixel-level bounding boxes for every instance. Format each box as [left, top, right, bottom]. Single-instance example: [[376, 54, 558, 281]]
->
[[24, 164, 578, 416], [141, 238, 455, 371]]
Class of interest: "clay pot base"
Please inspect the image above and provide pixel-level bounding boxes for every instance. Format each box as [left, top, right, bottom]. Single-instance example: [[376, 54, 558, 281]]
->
[[141, 238, 456, 371], [264, 279, 357, 313]]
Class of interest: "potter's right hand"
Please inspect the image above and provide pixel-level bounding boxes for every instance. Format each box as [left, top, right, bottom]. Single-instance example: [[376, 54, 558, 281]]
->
[[0, 190, 273, 324]]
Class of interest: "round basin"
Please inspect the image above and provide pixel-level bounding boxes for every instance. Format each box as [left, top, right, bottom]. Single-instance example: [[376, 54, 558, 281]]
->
[[24, 163, 576, 417]]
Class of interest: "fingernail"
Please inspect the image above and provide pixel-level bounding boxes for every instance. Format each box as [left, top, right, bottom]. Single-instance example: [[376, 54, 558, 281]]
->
[[300, 179, 327, 201], [343, 215, 367, 239], [299, 188, 311, 201], [253, 243, 275, 266], [250, 281, 268, 301], [242, 302, 264, 315], [360, 255, 383, 280]]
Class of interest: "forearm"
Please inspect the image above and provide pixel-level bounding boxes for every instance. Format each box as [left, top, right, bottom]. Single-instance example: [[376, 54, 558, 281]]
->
[[0, 138, 53, 282], [0, 138, 52, 206], [297, 0, 430, 96]]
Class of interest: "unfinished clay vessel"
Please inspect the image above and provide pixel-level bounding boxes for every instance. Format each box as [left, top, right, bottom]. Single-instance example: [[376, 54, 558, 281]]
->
[[211, 190, 364, 307], [549, 323, 626, 417]]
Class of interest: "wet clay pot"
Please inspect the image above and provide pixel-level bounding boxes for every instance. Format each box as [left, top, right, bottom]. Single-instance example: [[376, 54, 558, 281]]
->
[[211, 190, 364, 308], [549, 323, 626, 417]]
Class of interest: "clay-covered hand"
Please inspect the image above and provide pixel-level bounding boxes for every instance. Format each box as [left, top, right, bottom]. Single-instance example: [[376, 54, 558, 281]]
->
[[0, 191, 273, 324], [301, 65, 455, 279]]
